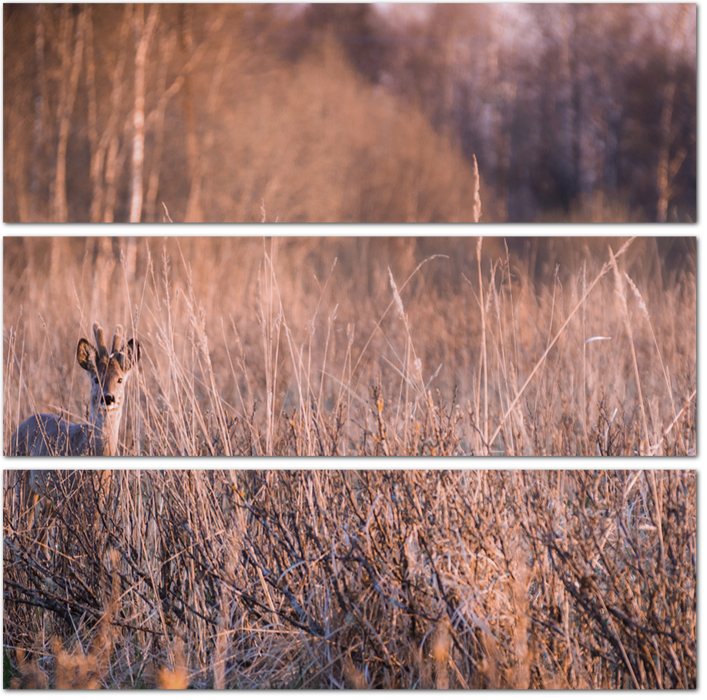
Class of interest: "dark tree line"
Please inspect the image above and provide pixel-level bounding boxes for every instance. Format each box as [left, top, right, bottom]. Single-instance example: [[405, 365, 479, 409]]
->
[[3, 4, 695, 222], [293, 3, 696, 221]]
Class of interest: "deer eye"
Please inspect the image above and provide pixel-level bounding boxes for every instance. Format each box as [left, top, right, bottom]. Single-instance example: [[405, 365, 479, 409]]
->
[[117, 378, 123, 383], [94, 378, 99, 384]]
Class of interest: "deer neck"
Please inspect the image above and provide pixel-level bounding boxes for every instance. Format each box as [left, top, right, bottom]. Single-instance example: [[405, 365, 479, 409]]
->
[[89, 406, 122, 456]]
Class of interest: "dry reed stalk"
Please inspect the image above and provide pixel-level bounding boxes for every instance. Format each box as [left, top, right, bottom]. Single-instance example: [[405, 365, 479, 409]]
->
[[476, 236, 488, 451], [624, 270, 679, 435], [472, 154, 482, 223], [610, 246, 650, 452], [488, 237, 636, 450]]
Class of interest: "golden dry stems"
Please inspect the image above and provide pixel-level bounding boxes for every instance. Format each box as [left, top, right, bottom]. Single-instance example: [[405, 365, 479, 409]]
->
[[154, 638, 189, 690], [3, 469, 696, 688], [610, 245, 650, 452], [10, 649, 49, 689], [472, 154, 482, 223], [3, 237, 696, 455], [624, 269, 681, 449], [476, 236, 488, 450], [487, 236, 637, 449]]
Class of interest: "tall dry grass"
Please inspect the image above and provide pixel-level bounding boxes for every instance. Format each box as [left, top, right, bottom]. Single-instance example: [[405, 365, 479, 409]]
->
[[472, 155, 482, 223], [3, 236, 696, 456], [3, 469, 696, 688]]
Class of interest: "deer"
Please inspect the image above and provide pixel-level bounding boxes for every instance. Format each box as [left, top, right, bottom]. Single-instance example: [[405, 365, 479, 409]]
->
[[11, 323, 140, 457]]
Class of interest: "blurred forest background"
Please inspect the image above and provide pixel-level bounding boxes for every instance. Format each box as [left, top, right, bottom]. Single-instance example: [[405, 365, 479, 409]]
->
[[3, 3, 696, 223]]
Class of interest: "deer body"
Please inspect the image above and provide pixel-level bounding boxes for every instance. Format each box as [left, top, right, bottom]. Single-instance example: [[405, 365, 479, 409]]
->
[[11, 323, 140, 457]]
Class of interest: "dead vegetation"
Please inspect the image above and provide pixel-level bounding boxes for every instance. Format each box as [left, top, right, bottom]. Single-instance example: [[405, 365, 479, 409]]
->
[[3, 469, 696, 688], [3, 236, 697, 456]]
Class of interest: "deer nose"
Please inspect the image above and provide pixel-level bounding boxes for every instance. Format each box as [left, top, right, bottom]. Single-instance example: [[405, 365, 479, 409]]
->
[[103, 393, 116, 407]]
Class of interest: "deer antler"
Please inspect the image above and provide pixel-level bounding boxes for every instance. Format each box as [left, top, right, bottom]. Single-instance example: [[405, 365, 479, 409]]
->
[[111, 325, 124, 354], [93, 323, 109, 357]]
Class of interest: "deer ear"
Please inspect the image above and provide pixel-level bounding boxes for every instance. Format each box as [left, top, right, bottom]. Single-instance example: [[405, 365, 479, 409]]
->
[[126, 338, 140, 368], [77, 339, 97, 373]]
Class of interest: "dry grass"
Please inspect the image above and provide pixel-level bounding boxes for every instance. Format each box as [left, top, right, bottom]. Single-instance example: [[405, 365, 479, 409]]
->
[[472, 154, 482, 223], [3, 236, 696, 456], [2, 469, 696, 688]]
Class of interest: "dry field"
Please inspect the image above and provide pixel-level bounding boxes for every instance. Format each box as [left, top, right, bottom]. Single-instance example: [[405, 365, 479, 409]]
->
[[2, 469, 696, 689], [3, 236, 696, 456]]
